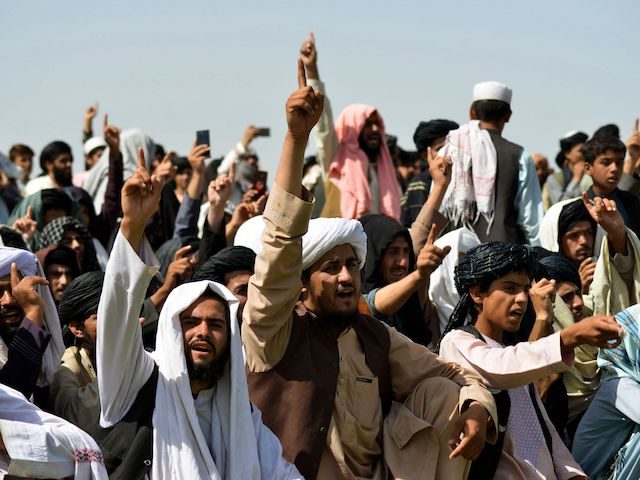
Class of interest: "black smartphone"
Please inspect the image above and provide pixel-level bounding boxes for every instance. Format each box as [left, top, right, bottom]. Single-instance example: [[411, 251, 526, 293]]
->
[[254, 127, 270, 137], [253, 170, 268, 193], [196, 130, 210, 147]]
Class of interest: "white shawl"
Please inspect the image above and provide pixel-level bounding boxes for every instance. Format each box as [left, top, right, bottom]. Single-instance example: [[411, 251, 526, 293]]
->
[[428, 227, 480, 335], [83, 129, 155, 214], [0, 247, 64, 387], [439, 120, 497, 233], [150, 280, 299, 479], [0, 383, 107, 479]]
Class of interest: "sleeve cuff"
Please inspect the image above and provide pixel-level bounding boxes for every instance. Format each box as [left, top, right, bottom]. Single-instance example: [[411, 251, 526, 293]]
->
[[18, 317, 51, 350], [263, 184, 314, 235]]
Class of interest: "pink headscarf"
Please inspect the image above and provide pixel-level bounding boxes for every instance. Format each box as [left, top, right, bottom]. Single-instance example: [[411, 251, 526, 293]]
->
[[328, 104, 401, 220]]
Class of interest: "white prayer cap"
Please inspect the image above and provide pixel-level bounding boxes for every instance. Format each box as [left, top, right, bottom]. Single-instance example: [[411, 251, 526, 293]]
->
[[302, 217, 367, 271], [472, 81, 512, 104], [83, 136, 107, 155]]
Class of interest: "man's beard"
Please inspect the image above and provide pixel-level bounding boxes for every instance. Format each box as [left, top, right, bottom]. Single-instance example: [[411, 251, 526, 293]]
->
[[53, 166, 72, 187], [0, 306, 24, 345], [185, 341, 230, 386]]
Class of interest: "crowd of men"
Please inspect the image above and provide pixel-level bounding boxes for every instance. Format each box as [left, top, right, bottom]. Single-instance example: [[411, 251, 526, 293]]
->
[[0, 32, 639, 479]]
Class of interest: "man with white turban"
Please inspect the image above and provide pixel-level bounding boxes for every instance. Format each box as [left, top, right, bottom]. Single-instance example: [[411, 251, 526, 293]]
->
[[96, 147, 300, 479], [0, 246, 64, 401], [243, 59, 497, 480]]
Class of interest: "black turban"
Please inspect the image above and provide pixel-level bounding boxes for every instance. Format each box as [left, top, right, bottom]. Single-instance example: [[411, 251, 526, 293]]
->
[[557, 200, 596, 241], [44, 245, 81, 279], [555, 131, 588, 168], [437, 241, 538, 351], [413, 119, 459, 154], [58, 271, 105, 327], [539, 254, 581, 290], [41, 188, 73, 218], [192, 246, 256, 284]]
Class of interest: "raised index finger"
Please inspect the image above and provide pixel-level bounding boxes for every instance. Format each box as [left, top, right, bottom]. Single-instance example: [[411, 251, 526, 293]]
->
[[634, 117, 639, 134], [309, 32, 315, 45], [137, 147, 146, 170], [426, 223, 437, 246], [10, 263, 19, 289], [297, 58, 307, 88], [26, 206, 33, 219], [229, 160, 236, 184], [104, 113, 108, 129]]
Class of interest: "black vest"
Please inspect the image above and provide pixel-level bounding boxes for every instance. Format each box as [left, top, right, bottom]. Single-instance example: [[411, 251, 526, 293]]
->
[[93, 366, 158, 480], [473, 131, 527, 244]]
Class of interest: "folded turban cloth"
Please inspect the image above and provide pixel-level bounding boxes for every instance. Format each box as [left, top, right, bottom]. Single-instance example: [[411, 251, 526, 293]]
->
[[192, 246, 256, 283], [58, 271, 105, 327], [540, 254, 581, 290], [436, 241, 538, 351], [234, 215, 265, 255], [302, 217, 367, 271], [413, 119, 460, 154]]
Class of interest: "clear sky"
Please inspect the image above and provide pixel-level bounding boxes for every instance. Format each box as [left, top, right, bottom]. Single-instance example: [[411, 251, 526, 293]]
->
[[1, 0, 638, 180]]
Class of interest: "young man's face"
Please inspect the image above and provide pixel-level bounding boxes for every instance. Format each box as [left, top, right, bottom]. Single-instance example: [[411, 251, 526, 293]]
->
[[224, 269, 252, 325], [180, 297, 229, 373], [174, 168, 193, 191], [45, 263, 74, 303], [560, 221, 594, 264], [472, 271, 530, 333], [379, 235, 410, 285], [585, 149, 624, 195], [556, 281, 584, 321], [13, 154, 33, 180], [60, 229, 86, 262], [84, 147, 105, 170], [303, 244, 361, 322], [70, 314, 98, 348]]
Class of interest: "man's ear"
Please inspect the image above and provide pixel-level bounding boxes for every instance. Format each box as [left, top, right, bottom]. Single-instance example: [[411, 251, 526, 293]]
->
[[469, 285, 485, 306], [68, 320, 85, 339], [469, 106, 476, 121]]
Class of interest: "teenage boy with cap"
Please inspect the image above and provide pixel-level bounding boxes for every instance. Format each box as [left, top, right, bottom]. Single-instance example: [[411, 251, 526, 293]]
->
[[439, 81, 543, 245]]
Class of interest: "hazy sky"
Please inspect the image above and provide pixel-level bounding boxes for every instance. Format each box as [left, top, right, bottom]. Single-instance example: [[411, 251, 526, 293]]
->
[[1, 0, 638, 180]]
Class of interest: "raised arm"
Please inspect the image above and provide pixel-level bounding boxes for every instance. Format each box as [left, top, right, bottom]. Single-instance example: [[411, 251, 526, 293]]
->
[[242, 59, 323, 371], [301, 33, 337, 177], [97, 148, 165, 426], [410, 147, 452, 254]]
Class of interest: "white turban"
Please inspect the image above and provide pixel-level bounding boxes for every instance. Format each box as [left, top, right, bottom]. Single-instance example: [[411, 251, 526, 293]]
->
[[234, 215, 265, 255], [302, 217, 367, 271], [0, 247, 64, 387]]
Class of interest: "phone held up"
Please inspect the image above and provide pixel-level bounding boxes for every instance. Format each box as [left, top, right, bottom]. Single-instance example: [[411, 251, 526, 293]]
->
[[196, 130, 210, 148], [254, 127, 270, 137]]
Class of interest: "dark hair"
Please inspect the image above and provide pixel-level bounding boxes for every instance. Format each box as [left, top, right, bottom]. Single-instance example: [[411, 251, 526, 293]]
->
[[39, 141, 72, 172], [592, 124, 620, 140], [582, 136, 626, 165], [413, 119, 459, 153], [9, 144, 34, 162], [199, 288, 231, 324], [470, 100, 511, 123]]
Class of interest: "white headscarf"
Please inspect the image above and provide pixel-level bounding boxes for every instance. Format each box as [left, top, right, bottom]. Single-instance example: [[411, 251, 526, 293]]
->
[[83, 129, 155, 213], [302, 217, 367, 271], [150, 280, 281, 479], [0, 247, 64, 386], [0, 383, 107, 479], [428, 228, 481, 335], [439, 120, 497, 234]]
